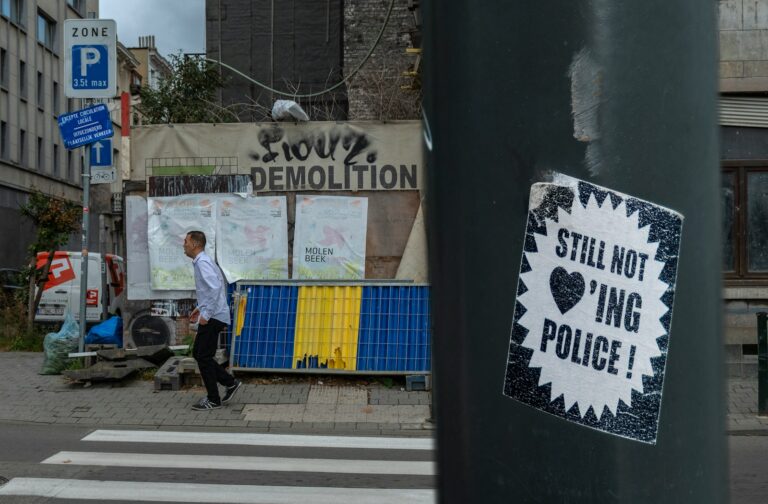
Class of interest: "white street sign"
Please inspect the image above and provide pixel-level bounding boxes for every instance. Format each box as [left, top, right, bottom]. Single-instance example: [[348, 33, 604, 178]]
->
[[64, 19, 117, 98], [91, 166, 116, 185]]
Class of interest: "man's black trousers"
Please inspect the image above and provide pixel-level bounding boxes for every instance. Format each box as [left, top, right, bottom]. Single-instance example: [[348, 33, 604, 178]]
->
[[193, 318, 234, 404]]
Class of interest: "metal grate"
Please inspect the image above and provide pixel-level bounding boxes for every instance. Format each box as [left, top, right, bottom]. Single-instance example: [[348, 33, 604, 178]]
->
[[720, 96, 768, 128], [230, 282, 432, 374], [145, 156, 239, 178], [231, 285, 298, 369], [357, 285, 431, 372]]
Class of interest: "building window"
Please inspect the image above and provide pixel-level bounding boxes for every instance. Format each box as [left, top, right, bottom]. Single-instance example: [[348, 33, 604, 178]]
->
[[53, 81, 58, 115], [19, 129, 25, 166], [53, 144, 59, 177], [19, 60, 26, 99], [67, 150, 72, 180], [66, 0, 84, 15], [0, 48, 7, 89], [37, 12, 56, 51], [8, 0, 22, 25], [722, 166, 768, 279], [1, 0, 9, 18], [0, 121, 7, 159], [37, 136, 43, 171], [37, 71, 43, 109]]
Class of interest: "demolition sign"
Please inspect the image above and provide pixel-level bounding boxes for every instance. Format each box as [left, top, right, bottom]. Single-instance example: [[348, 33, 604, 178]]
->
[[503, 178, 683, 444]]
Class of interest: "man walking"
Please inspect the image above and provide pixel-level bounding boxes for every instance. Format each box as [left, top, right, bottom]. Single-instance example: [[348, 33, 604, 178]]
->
[[183, 230, 242, 411]]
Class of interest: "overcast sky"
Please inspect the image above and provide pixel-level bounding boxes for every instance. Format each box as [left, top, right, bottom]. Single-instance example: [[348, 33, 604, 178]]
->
[[99, 0, 206, 58]]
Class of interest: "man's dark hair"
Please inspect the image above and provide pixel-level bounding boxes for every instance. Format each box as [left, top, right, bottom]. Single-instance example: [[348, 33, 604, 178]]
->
[[187, 230, 206, 248]]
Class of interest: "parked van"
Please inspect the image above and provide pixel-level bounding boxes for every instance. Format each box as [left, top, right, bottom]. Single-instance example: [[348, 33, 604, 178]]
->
[[35, 251, 125, 323]]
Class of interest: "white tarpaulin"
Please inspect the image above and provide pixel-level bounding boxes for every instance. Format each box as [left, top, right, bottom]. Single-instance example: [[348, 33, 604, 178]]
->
[[130, 121, 424, 192], [216, 195, 289, 282], [125, 196, 194, 300], [292, 195, 368, 279], [148, 196, 217, 290]]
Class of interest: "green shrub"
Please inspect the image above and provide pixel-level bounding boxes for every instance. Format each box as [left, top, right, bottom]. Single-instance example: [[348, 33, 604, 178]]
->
[[0, 293, 49, 352]]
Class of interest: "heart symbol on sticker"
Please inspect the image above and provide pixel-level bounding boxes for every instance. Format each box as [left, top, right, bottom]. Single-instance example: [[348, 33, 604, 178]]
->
[[549, 267, 585, 314]]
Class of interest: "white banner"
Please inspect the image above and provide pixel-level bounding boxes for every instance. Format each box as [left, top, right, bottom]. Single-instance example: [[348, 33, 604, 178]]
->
[[147, 196, 216, 290], [216, 195, 289, 282], [130, 121, 424, 191], [292, 195, 368, 279]]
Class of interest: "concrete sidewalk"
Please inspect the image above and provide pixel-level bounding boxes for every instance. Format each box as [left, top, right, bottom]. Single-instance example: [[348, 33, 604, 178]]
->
[[728, 378, 768, 433], [0, 352, 433, 434], [1, 352, 761, 434]]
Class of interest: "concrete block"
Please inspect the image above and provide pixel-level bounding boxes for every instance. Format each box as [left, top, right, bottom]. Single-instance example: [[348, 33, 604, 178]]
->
[[307, 385, 339, 404], [725, 286, 768, 299], [406, 375, 431, 391], [725, 344, 744, 362], [727, 362, 744, 377], [84, 344, 118, 368], [720, 30, 762, 60], [337, 387, 368, 405], [744, 0, 768, 28], [725, 300, 750, 312], [154, 357, 183, 391], [720, 60, 744, 78], [719, 0, 743, 30], [725, 326, 758, 345], [725, 312, 759, 328]]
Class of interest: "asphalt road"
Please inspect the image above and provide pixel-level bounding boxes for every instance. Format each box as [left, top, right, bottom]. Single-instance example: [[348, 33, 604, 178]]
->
[[0, 421, 436, 504], [3, 422, 761, 503], [730, 434, 768, 504]]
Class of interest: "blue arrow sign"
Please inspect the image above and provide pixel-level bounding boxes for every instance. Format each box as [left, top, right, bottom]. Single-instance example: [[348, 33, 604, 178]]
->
[[90, 139, 112, 166], [57, 103, 114, 150]]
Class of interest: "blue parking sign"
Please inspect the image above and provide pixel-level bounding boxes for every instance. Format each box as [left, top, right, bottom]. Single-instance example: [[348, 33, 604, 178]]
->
[[64, 19, 116, 98], [72, 45, 108, 90]]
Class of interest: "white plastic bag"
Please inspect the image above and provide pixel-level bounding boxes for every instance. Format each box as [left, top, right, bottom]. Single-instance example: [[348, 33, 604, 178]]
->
[[271, 100, 309, 121], [39, 312, 80, 375]]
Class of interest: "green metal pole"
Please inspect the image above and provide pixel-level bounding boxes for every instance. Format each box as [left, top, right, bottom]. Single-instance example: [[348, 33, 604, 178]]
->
[[423, 1, 725, 502], [758, 312, 768, 415]]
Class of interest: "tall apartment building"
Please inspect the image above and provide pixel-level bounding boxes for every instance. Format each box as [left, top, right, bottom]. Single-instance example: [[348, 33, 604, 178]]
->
[[0, 0, 140, 269], [719, 0, 768, 375]]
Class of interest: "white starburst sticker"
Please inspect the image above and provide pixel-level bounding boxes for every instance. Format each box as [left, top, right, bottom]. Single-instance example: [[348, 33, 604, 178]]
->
[[503, 178, 682, 444]]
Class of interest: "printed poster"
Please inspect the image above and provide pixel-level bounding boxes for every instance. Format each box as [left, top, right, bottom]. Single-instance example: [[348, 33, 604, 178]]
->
[[147, 195, 216, 290], [503, 177, 683, 444], [292, 195, 368, 279], [125, 196, 194, 300], [216, 195, 289, 282]]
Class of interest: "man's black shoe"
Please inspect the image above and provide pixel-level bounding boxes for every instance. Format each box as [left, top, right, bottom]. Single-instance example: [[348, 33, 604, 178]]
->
[[191, 397, 221, 411], [222, 380, 243, 404]]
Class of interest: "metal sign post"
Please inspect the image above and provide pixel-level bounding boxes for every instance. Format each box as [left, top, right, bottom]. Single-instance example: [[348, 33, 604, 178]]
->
[[79, 142, 91, 349], [423, 1, 724, 502], [61, 18, 117, 349]]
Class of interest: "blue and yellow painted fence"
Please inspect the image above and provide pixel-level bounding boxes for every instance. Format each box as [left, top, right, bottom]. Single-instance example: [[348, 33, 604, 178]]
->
[[230, 282, 431, 374]]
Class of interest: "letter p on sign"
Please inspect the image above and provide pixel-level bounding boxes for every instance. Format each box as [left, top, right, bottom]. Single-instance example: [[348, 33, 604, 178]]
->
[[79, 47, 101, 76]]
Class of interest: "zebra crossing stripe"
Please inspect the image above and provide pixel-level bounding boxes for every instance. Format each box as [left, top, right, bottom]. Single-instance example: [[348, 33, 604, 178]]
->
[[43, 451, 436, 475], [0, 478, 436, 503], [82, 429, 435, 450]]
